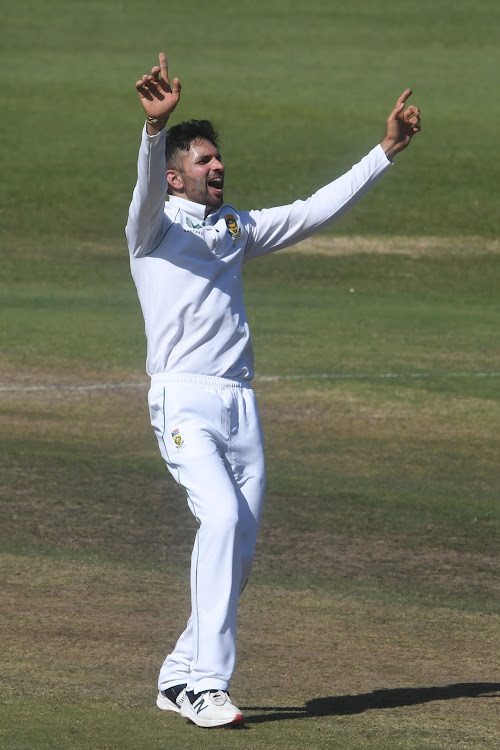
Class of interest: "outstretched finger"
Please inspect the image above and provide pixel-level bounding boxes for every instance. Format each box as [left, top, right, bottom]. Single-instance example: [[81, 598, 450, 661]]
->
[[396, 88, 412, 107], [388, 88, 412, 119], [159, 52, 169, 83]]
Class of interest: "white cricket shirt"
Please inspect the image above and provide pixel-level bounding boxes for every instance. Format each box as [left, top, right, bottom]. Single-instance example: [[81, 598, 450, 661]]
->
[[126, 126, 391, 380]]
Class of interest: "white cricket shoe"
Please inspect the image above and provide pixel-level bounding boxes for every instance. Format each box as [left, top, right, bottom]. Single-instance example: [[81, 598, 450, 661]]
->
[[180, 689, 245, 728], [156, 684, 187, 713]]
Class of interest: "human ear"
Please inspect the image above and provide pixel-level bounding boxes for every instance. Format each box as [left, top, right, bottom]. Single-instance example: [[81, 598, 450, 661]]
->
[[166, 169, 184, 191]]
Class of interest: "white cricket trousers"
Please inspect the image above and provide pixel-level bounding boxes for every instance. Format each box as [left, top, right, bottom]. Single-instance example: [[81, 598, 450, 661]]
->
[[148, 373, 266, 694]]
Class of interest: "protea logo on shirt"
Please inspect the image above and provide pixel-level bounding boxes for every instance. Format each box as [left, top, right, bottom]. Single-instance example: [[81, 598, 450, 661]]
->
[[224, 214, 241, 240], [171, 428, 184, 449]]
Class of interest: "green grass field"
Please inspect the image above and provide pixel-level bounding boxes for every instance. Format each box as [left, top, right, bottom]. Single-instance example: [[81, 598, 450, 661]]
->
[[1, 1, 499, 748]]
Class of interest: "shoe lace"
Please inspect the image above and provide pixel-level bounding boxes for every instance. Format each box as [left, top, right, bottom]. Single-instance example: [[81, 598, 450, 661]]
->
[[210, 690, 228, 706]]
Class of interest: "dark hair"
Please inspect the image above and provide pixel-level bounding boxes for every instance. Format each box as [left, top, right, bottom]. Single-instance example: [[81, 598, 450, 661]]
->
[[165, 119, 220, 172]]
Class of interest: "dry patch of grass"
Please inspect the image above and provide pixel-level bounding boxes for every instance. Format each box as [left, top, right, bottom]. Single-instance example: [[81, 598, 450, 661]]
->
[[237, 585, 499, 704], [259, 380, 499, 438], [2, 449, 498, 610], [286, 235, 500, 257], [0, 387, 151, 456], [0, 456, 196, 567], [258, 381, 500, 520], [0, 362, 147, 389], [255, 525, 499, 601], [1, 552, 189, 703], [1, 372, 499, 749], [2, 379, 498, 594], [1, 552, 499, 749]]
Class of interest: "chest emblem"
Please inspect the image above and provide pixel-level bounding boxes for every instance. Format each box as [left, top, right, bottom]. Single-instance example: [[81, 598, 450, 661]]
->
[[171, 428, 184, 449], [224, 214, 241, 240]]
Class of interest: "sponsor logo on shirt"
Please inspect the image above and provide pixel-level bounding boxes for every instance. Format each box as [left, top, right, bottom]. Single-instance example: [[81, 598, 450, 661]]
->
[[224, 214, 241, 240], [185, 217, 204, 230]]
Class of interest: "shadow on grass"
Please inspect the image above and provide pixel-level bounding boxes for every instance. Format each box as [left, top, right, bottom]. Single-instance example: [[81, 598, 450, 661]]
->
[[243, 682, 500, 724]]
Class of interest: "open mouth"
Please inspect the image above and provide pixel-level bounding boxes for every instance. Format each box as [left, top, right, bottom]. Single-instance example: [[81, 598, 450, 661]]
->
[[208, 176, 224, 194]]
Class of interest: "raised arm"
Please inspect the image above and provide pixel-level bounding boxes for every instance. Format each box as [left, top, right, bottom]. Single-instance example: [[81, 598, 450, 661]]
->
[[126, 53, 182, 257], [243, 89, 422, 259]]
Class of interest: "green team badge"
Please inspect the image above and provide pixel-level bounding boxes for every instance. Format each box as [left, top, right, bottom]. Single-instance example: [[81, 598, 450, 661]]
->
[[171, 428, 184, 448], [224, 214, 241, 240]]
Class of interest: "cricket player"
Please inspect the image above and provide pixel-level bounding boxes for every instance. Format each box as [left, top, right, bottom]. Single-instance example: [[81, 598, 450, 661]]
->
[[126, 52, 420, 728]]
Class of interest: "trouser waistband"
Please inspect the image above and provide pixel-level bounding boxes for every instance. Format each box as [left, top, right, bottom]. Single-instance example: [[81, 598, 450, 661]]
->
[[150, 372, 251, 389]]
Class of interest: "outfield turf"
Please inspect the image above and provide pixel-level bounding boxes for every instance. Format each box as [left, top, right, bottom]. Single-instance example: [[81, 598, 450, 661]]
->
[[1, 1, 499, 748]]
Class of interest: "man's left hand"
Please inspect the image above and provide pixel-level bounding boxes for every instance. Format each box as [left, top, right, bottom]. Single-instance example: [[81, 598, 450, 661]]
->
[[381, 89, 421, 160]]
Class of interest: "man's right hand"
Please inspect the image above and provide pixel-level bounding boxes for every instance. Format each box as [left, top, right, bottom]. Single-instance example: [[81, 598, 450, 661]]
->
[[136, 52, 181, 134]]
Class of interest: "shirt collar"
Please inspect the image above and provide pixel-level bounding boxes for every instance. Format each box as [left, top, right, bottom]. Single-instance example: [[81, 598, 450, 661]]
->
[[167, 194, 221, 221]]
